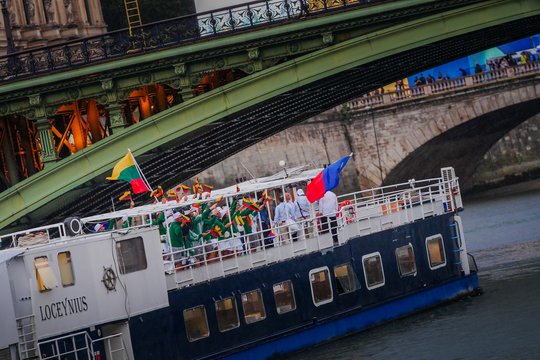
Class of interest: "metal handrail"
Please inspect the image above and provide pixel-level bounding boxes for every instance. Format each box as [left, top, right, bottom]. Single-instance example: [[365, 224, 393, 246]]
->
[[0, 0, 387, 82], [348, 60, 540, 111], [0, 174, 460, 249]]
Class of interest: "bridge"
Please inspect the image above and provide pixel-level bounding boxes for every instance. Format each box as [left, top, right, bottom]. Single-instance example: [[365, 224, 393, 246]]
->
[[194, 60, 540, 193], [0, 0, 539, 232]]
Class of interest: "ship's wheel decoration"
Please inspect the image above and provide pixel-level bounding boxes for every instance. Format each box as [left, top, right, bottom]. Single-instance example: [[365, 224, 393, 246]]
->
[[102, 267, 117, 292]]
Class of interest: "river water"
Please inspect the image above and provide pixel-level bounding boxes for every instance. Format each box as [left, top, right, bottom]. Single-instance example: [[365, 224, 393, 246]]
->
[[291, 181, 540, 360]]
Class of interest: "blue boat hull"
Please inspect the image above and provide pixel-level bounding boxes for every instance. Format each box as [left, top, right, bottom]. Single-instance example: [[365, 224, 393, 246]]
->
[[128, 213, 480, 360], [225, 274, 479, 359]]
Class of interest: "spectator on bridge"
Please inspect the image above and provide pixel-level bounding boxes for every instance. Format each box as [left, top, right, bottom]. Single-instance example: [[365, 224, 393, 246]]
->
[[474, 63, 483, 74], [458, 68, 467, 77], [426, 74, 436, 84], [418, 73, 426, 84]]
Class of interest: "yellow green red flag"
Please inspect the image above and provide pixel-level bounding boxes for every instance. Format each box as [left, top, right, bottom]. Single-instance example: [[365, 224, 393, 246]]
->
[[106, 151, 151, 194]]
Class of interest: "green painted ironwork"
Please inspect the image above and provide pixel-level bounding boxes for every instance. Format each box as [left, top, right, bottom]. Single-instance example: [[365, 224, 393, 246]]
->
[[1, 0, 539, 230]]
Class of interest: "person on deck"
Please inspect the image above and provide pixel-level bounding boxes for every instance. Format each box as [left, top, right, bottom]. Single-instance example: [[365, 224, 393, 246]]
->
[[273, 194, 294, 244], [318, 190, 339, 244], [295, 189, 312, 238], [168, 212, 186, 268]]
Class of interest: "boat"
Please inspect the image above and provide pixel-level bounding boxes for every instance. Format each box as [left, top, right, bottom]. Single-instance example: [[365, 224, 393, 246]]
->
[[0, 165, 480, 360]]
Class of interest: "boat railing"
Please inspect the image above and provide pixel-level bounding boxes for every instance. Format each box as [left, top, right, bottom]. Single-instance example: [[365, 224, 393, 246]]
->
[[0, 174, 461, 254], [166, 176, 461, 289], [91, 333, 128, 360], [16, 314, 37, 360], [37, 330, 94, 360]]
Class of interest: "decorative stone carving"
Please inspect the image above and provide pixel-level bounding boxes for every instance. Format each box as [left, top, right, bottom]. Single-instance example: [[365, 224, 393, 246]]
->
[[101, 79, 114, 91], [288, 42, 300, 54], [214, 58, 225, 69], [23, 0, 35, 24], [63, 0, 74, 23], [66, 87, 81, 101], [43, 0, 54, 23], [322, 32, 334, 45], [139, 73, 154, 85], [36, 118, 57, 164], [108, 103, 126, 130], [28, 94, 41, 106], [173, 63, 186, 76], [248, 48, 259, 60]]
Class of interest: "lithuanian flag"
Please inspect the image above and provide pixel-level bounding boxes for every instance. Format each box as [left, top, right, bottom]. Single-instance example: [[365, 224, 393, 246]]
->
[[106, 151, 151, 194]]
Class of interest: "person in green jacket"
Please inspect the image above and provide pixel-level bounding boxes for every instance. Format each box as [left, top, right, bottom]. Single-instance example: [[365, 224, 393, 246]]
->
[[168, 212, 187, 268]]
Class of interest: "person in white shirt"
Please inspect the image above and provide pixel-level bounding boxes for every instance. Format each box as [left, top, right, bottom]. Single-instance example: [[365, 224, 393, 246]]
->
[[318, 190, 339, 244], [273, 194, 294, 244], [294, 189, 311, 239]]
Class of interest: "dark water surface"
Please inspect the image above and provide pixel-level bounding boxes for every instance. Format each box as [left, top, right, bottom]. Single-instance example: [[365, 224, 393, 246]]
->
[[291, 183, 540, 360]]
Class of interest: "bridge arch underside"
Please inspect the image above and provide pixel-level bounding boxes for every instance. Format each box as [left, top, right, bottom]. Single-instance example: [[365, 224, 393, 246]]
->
[[385, 99, 540, 191], [3, 13, 540, 230]]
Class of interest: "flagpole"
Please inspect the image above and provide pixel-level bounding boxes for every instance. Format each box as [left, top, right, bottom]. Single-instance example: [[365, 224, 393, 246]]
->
[[128, 148, 152, 191], [111, 196, 116, 212]]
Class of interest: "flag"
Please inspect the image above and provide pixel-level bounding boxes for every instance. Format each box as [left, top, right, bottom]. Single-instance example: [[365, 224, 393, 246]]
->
[[150, 186, 163, 198], [166, 189, 179, 201], [177, 184, 190, 193], [242, 197, 260, 212], [119, 191, 132, 201], [106, 151, 151, 194], [306, 154, 352, 203]]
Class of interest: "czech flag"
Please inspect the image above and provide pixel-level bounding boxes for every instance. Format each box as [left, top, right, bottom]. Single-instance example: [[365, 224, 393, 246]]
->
[[106, 151, 151, 194], [306, 154, 352, 203]]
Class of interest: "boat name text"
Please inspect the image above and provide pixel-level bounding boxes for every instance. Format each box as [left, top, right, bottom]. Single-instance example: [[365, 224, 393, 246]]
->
[[39, 296, 88, 321]]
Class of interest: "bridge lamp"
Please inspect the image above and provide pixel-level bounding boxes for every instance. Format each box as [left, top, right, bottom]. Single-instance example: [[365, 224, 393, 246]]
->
[[279, 160, 288, 178]]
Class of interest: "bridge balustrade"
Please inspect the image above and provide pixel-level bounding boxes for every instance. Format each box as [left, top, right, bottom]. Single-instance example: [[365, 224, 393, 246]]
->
[[0, 0, 384, 82], [349, 60, 540, 111]]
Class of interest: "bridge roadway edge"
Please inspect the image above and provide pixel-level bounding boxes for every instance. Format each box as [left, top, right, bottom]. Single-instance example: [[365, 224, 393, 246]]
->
[[1, 0, 539, 230], [0, 0, 436, 96]]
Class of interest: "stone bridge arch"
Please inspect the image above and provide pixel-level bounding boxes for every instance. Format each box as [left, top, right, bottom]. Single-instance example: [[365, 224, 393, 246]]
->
[[352, 77, 540, 191]]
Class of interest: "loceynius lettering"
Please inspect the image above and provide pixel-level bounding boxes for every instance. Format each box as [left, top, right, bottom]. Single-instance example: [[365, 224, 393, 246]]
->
[[39, 296, 88, 321]]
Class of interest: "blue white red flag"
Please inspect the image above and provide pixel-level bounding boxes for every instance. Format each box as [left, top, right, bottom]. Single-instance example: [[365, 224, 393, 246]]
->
[[306, 154, 352, 203]]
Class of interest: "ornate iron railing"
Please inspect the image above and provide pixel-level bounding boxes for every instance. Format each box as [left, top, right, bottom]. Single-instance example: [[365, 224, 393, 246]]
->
[[0, 0, 378, 82]]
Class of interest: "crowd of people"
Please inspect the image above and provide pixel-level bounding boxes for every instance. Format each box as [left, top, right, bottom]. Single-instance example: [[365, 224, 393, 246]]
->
[[95, 185, 342, 270]]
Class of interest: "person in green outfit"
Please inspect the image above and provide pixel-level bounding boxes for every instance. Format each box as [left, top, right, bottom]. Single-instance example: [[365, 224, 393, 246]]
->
[[168, 212, 188, 269]]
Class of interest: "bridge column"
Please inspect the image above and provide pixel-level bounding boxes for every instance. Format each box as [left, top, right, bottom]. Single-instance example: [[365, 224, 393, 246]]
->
[[173, 63, 194, 101], [36, 118, 58, 166], [101, 79, 128, 132], [108, 103, 127, 132]]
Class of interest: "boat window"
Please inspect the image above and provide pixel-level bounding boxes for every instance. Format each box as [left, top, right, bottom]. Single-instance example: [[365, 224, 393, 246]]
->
[[34, 256, 58, 292], [115, 237, 147, 274], [426, 234, 446, 269], [334, 263, 360, 295], [273, 280, 296, 314], [241, 289, 266, 324], [183, 305, 210, 342], [215, 297, 240, 332], [362, 252, 385, 290], [395, 244, 417, 277], [309, 267, 333, 306], [57, 251, 75, 287]]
